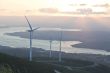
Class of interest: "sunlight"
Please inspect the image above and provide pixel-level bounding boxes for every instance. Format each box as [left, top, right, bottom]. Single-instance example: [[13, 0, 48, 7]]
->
[[57, 5, 76, 12], [74, 17, 90, 30], [50, 0, 108, 12], [0, 0, 109, 16]]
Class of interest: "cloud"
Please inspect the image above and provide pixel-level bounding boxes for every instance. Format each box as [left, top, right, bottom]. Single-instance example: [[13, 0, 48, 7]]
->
[[93, 3, 110, 8], [92, 12, 107, 14], [80, 4, 87, 6], [38, 8, 59, 13], [25, 10, 33, 12], [0, 9, 7, 11], [38, 7, 109, 16], [77, 8, 93, 14]]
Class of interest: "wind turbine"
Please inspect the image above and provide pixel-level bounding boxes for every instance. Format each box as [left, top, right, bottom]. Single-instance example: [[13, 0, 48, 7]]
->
[[49, 39, 52, 58], [25, 16, 40, 61], [59, 30, 62, 62]]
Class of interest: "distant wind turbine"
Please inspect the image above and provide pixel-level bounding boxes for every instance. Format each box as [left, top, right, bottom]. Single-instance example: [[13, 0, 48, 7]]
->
[[59, 30, 62, 62], [49, 39, 52, 58], [25, 16, 40, 61]]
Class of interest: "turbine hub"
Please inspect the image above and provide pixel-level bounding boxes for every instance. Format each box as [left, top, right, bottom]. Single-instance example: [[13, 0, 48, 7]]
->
[[27, 30, 33, 32]]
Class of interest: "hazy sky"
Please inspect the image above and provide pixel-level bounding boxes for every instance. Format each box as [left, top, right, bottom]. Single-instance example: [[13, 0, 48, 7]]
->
[[0, 0, 110, 16]]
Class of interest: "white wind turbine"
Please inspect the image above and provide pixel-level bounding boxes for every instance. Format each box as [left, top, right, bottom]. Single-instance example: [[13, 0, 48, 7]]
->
[[49, 39, 52, 58], [59, 30, 62, 62], [25, 16, 40, 61]]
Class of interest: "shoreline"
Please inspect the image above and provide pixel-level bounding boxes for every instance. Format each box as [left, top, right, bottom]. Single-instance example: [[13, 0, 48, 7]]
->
[[6, 30, 110, 52], [0, 45, 110, 65]]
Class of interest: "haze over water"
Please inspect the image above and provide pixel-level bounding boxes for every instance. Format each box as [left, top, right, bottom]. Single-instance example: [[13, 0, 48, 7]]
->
[[0, 27, 110, 55], [0, 16, 110, 55]]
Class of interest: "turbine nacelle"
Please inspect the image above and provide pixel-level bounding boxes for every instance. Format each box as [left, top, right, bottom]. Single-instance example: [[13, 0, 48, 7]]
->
[[27, 27, 40, 32], [27, 30, 33, 32]]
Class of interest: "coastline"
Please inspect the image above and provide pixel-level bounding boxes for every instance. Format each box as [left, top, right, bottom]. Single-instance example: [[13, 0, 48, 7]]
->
[[6, 30, 110, 52], [0, 45, 110, 65]]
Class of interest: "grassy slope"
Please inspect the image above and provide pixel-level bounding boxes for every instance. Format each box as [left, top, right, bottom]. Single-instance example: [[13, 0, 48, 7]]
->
[[0, 53, 54, 73], [0, 53, 110, 73]]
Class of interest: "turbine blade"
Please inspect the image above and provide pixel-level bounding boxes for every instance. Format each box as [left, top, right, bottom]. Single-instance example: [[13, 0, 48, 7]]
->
[[25, 16, 32, 30], [32, 27, 40, 31]]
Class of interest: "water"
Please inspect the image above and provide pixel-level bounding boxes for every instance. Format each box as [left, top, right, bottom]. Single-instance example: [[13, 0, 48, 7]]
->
[[0, 27, 110, 55]]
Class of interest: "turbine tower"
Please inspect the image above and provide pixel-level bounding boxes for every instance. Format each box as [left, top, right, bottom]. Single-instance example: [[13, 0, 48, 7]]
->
[[49, 39, 52, 58], [59, 30, 62, 62], [25, 16, 40, 61]]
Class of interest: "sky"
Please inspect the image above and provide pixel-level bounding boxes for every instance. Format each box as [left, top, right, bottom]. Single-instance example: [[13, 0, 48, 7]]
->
[[0, 0, 110, 16]]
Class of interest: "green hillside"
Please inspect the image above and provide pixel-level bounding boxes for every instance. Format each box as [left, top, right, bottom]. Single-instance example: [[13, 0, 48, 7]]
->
[[0, 53, 110, 73], [0, 53, 54, 73]]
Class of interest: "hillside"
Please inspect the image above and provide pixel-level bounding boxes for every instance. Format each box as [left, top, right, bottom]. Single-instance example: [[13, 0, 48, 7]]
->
[[0, 53, 54, 73], [0, 53, 110, 73]]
